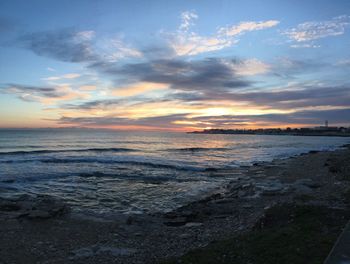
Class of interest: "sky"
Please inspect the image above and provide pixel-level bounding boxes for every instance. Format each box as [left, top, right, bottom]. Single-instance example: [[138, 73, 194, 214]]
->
[[0, 0, 350, 131]]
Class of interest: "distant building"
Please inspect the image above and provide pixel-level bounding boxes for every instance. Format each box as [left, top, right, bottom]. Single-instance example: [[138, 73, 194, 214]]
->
[[314, 120, 338, 131]]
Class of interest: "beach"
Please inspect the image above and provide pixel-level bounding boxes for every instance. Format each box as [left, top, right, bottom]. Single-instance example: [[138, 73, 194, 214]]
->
[[1, 144, 350, 264]]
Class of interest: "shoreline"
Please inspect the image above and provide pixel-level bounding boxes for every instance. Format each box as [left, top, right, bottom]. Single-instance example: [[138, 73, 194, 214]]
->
[[1, 145, 350, 263]]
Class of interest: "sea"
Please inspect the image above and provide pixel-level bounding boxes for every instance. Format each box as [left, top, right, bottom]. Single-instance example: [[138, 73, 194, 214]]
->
[[0, 129, 349, 216]]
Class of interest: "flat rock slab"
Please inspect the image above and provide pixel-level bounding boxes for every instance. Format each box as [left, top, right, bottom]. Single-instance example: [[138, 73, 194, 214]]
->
[[325, 221, 350, 264], [70, 245, 137, 260]]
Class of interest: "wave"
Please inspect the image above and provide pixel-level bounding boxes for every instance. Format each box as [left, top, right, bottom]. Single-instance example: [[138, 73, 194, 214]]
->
[[0, 156, 206, 171], [166, 147, 229, 152], [41, 158, 205, 171], [77, 172, 200, 183], [0, 147, 137, 155]]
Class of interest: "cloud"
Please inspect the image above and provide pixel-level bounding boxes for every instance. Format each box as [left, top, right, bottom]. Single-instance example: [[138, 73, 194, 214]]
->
[[53, 107, 350, 130], [42, 73, 81, 81], [171, 85, 350, 110], [55, 113, 189, 129], [17, 29, 98, 62], [170, 33, 233, 56], [179, 11, 198, 32], [105, 38, 143, 61], [336, 59, 350, 66], [17, 27, 144, 65], [218, 20, 280, 37], [1, 83, 88, 104], [290, 43, 320, 48], [233, 86, 350, 109], [79, 85, 97, 91], [226, 58, 271, 76], [201, 108, 350, 127], [75, 30, 95, 41], [90, 57, 252, 92], [283, 15, 350, 43], [269, 57, 325, 79], [168, 11, 279, 56], [112, 82, 169, 97]]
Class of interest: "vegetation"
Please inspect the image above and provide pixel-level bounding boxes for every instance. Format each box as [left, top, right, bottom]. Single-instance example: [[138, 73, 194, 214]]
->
[[163, 204, 350, 264]]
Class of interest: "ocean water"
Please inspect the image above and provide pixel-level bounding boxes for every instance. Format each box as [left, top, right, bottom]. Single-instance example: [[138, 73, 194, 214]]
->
[[0, 129, 349, 215]]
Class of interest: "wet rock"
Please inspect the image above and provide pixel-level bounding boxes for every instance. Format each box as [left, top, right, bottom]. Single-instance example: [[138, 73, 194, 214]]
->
[[25, 195, 68, 219], [257, 181, 287, 196], [0, 195, 68, 219], [164, 217, 188, 227], [294, 179, 322, 188], [2, 179, 15, 183]]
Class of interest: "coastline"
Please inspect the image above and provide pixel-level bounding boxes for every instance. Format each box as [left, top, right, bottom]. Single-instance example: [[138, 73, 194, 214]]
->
[[1, 145, 350, 263]]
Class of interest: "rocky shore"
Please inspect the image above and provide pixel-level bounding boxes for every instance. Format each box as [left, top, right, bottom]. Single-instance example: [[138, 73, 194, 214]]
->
[[1, 145, 350, 264]]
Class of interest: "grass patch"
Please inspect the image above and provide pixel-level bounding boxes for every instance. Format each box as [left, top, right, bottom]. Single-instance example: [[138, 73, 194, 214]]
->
[[162, 204, 349, 264]]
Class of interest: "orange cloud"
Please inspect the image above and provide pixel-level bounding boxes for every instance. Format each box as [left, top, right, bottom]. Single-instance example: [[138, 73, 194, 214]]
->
[[112, 82, 169, 97]]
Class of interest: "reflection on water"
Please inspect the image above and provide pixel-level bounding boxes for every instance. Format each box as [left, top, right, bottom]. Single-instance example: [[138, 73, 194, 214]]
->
[[0, 129, 349, 215]]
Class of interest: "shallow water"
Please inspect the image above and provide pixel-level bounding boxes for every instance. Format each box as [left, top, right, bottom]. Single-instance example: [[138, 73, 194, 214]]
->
[[0, 129, 349, 215]]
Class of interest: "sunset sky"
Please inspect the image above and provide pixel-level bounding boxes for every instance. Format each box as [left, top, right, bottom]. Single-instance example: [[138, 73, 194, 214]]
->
[[1, 0, 350, 131]]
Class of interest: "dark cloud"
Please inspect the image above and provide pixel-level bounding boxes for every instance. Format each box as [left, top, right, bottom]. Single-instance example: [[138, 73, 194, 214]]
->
[[53, 108, 350, 129], [271, 58, 326, 79], [1, 83, 75, 102], [232, 86, 350, 109], [17, 29, 97, 63], [170, 85, 350, 110], [90, 57, 251, 92], [56, 114, 188, 128], [62, 99, 124, 110], [61, 96, 171, 110], [181, 108, 350, 127]]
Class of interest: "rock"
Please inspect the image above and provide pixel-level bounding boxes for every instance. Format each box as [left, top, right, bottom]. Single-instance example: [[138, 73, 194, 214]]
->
[[126, 216, 134, 225], [28, 210, 51, 219], [70, 247, 94, 259], [262, 187, 285, 196], [294, 179, 322, 188], [258, 181, 287, 196], [179, 233, 192, 239], [0, 195, 68, 219], [0, 200, 21, 212], [293, 184, 313, 195], [70, 246, 137, 259], [215, 198, 236, 204], [98, 246, 137, 257], [164, 217, 188, 227], [184, 222, 203, 228]]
